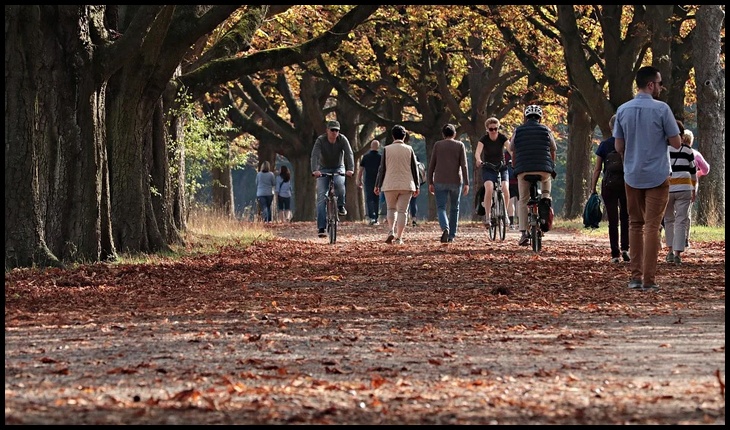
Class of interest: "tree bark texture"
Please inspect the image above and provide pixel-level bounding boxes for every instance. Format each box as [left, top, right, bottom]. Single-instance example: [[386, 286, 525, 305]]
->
[[5, 6, 113, 268], [563, 95, 594, 219], [693, 5, 725, 226]]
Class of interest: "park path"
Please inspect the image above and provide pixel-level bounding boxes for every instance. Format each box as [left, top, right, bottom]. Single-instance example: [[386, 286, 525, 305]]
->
[[5, 221, 725, 424]]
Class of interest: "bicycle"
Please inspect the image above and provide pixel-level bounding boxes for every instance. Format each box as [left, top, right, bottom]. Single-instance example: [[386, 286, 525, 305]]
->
[[318, 172, 345, 244], [482, 161, 508, 241], [523, 174, 544, 252]]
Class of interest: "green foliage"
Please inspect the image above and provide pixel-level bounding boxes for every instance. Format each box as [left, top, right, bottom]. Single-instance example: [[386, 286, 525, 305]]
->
[[167, 89, 248, 214]]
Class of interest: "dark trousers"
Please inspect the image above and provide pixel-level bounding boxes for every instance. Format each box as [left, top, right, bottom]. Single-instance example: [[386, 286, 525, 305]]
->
[[409, 195, 417, 218], [601, 184, 629, 258], [364, 184, 379, 221]]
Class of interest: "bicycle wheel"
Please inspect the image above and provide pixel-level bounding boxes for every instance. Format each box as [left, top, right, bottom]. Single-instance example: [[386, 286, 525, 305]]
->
[[496, 192, 507, 241], [329, 217, 337, 244], [531, 212, 540, 253], [488, 199, 497, 241], [327, 198, 337, 244]]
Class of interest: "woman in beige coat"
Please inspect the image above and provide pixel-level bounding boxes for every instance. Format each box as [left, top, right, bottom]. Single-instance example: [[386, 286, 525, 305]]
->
[[374, 125, 421, 244]]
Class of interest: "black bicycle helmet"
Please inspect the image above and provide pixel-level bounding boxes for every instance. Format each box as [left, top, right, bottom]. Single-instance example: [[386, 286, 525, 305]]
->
[[524, 104, 543, 119]]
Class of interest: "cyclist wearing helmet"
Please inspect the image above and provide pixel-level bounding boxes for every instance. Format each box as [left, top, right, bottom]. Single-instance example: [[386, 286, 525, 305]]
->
[[509, 104, 557, 246]]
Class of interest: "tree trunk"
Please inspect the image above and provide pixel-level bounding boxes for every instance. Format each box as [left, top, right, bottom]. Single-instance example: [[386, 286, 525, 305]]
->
[[563, 95, 594, 219], [5, 6, 112, 268], [693, 5, 725, 227], [152, 99, 183, 244], [165, 99, 188, 231], [211, 165, 235, 218], [106, 84, 155, 253], [291, 158, 317, 222]]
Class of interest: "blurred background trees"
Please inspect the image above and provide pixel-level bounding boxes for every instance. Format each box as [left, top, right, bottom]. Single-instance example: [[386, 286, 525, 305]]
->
[[5, 5, 724, 268]]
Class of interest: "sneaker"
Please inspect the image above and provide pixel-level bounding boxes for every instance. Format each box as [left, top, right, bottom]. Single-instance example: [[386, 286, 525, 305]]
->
[[412, 220, 417, 227], [642, 284, 659, 291], [440, 229, 449, 243], [369, 219, 377, 226], [338, 206, 347, 216], [484, 219, 491, 228], [665, 252, 675, 263], [685, 239, 691, 249], [621, 251, 630, 262], [317, 228, 326, 238], [628, 279, 643, 289], [447, 236, 454, 243], [509, 224, 516, 230], [518, 232, 529, 246], [395, 238, 404, 245], [610, 257, 620, 263], [673, 254, 682, 265], [385, 233, 395, 244]]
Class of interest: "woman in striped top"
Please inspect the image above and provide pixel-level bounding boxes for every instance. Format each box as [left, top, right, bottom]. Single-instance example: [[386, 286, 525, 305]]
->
[[663, 121, 697, 265]]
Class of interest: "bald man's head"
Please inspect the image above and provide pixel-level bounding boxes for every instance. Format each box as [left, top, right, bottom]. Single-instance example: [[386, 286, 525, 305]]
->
[[371, 140, 380, 150]]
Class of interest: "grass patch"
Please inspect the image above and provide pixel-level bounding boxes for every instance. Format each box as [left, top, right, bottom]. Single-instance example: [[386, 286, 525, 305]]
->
[[173, 209, 274, 255], [114, 208, 273, 264], [555, 218, 725, 242]]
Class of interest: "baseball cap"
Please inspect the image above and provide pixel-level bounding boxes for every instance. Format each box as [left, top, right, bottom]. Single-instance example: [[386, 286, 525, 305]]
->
[[327, 120, 340, 130]]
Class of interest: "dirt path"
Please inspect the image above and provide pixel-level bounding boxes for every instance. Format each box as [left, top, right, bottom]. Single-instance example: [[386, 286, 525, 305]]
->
[[4, 221, 725, 424]]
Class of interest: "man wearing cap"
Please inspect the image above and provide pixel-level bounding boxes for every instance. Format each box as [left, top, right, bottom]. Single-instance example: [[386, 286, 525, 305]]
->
[[311, 120, 355, 238]]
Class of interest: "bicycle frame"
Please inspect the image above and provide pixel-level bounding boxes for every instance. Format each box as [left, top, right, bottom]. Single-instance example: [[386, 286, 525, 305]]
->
[[484, 162, 507, 241], [320, 172, 343, 244], [524, 174, 543, 252]]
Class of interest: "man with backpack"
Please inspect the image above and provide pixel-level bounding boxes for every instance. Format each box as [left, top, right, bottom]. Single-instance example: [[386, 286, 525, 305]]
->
[[591, 114, 629, 264]]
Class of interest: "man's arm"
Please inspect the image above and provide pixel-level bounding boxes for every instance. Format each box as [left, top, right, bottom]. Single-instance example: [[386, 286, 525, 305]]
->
[[508, 135, 516, 166], [591, 155, 603, 192], [667, 135, 682, 150], [311, 136, 322, 175], [460, 143, 469, 195], [615, 138, 625, 156], [342, 136, 355, 175]]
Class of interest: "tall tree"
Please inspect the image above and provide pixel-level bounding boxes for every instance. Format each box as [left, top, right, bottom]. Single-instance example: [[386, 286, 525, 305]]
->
[[5, 5, 380, 268], [693, 5, 725, 226]]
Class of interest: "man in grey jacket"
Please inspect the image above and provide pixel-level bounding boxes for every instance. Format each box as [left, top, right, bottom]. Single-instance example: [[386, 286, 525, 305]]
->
[[311, 120, 355, 238]]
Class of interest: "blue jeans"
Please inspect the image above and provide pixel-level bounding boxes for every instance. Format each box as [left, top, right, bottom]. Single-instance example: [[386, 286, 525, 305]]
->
[[434, 183, 462, 239], [257, 195, 274, 222], [316, 168, 346, 230]]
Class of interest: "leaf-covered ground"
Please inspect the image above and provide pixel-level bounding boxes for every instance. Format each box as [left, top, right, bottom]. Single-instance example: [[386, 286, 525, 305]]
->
[[5, 221, 725, 424]]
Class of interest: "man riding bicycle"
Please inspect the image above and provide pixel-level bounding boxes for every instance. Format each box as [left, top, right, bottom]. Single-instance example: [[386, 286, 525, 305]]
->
[[311, 120, 355, 238], [509, 105, 557, 246], [475, 117, 511, 228]]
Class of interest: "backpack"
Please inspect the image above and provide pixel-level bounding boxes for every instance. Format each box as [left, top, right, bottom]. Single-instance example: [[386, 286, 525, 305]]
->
[[538, 197, 553, 232], [602, 150, 624, 190], [416, 161, 426, 186], [583, 192, 602, 229]]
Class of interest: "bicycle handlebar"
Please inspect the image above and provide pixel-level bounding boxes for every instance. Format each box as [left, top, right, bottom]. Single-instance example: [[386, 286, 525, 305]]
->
[[313, 172, 346, 177], [482, 161, 508, 173]]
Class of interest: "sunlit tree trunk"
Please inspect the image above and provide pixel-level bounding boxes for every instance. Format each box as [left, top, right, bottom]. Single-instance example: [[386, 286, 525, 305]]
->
[[563, 95, 594, 219], [694, 5, 725, 226]]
